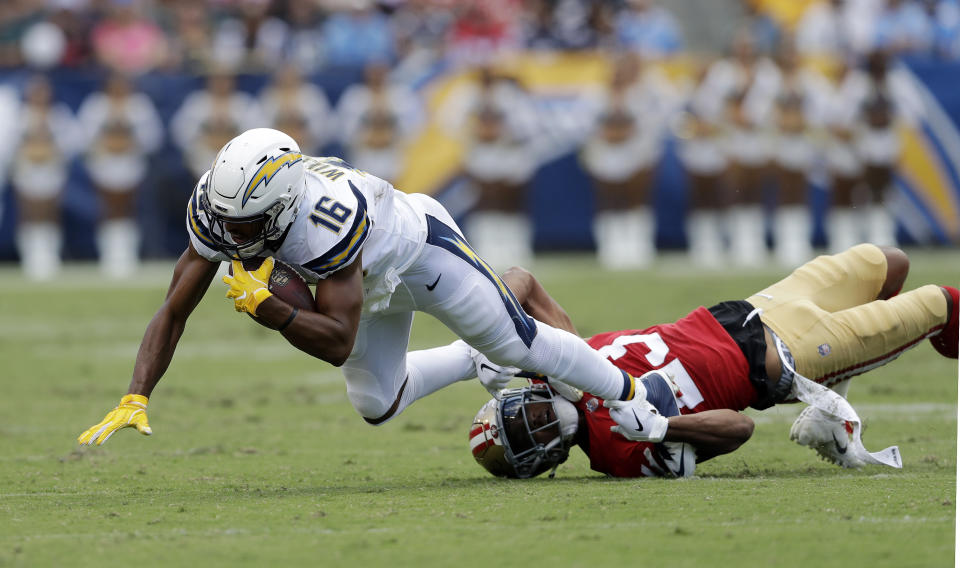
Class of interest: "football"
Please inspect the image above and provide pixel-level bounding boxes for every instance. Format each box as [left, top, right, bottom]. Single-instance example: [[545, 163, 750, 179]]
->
[[234, 257, 315, 329]]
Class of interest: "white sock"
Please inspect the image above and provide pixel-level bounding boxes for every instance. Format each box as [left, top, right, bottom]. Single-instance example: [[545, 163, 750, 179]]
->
[[831, 378, 852, 398], [405, 340, 477, 402], [16, 222, 61, 281]]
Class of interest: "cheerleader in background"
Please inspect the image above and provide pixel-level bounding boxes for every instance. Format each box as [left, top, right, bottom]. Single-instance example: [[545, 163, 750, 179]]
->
[[11, 75, 79, 281], [186, 113, 241, 181], [768, 43, 832, 267], [770, 92, 816, 267], [580, 54, 673, 269], [337, 62, 422, 184], [855, 92, 900, 247], [260, 63, 332, 154], [448, 68, 539, 271], [826, 50, 911, 250], [78, 73, 163, 278], [823, 58, 866, 253], [676, 60, 731, 269], [721, 87, 772, 267], [462, 102, 538, 271], [171, 66, 263, 179], [697, 30, 779, 267]]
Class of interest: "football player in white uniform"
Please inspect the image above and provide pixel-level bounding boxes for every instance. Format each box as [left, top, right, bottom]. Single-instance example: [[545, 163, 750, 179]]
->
[[78, 128, 640, 444]]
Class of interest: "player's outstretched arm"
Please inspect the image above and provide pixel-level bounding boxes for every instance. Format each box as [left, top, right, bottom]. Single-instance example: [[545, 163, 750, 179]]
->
[[262, 256, 364, 366], [78, 244, 220, 445], [663, 410, 755, 462], [500, 266, 578, 335]]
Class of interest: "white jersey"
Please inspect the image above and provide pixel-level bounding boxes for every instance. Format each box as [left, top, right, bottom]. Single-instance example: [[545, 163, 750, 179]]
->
[[187, 156, 428, 312]]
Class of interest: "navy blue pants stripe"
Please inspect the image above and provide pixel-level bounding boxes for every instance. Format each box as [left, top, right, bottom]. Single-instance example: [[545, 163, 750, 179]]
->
[[424, 214, 538, 348]]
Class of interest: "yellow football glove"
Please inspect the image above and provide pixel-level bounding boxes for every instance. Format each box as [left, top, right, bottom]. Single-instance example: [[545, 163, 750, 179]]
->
[[223, 257, 274, 316], [77, 394, 152, 446]]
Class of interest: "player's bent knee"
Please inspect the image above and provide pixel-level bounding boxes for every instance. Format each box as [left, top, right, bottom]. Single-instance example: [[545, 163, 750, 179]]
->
[[879, 246, 909, 299], [716, 414, 755, 456], [735, 415, 756, 444], [347, 392, 395, 426]]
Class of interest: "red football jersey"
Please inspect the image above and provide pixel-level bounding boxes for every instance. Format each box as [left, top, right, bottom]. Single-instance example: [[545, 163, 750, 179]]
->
[[586, 306, 757, 413], [576, 307, 756, 477]]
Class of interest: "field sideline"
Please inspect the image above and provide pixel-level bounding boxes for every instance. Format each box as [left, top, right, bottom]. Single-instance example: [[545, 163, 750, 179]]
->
[[0, 250, 956, 567]]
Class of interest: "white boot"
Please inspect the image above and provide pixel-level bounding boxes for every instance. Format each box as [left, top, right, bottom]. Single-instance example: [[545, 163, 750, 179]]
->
[[97, 218, 141, 279], [593, 211, 620, 269], [465, 212, 502, 269], [16, 222, 62, 281], [608, 207, 655, 269], [625, 207, 656, 268], [867, 203, 896, 247], [465, 212, 531, 271], [773, 205, 813, 268], [826, 207, 861, 254], [686, 209, 725, 268], [594, 209, 654, 270], [728, 205, 766, 267], [495, 212, 533, 270]]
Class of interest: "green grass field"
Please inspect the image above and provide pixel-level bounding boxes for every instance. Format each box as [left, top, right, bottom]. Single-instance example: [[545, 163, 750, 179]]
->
[[0, 251, 956, 567]]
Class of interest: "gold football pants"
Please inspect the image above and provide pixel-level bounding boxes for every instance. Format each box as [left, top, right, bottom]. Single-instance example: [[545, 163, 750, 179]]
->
[[746, 244, 948, 388]]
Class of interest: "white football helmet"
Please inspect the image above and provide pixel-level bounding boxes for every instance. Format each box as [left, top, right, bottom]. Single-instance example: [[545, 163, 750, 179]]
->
[[201, 128, 305, 259], [469, 384, 580, 479]]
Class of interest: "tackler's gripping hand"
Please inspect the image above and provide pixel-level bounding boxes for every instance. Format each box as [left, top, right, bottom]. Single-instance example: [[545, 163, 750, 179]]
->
[[223, 257, 274, 316], [77, 394, 152, 446], [604, 381, 669, 443]]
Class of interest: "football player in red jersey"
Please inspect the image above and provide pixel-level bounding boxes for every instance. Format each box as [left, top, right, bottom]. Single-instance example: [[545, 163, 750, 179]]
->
[[469, 244, 958, 478]]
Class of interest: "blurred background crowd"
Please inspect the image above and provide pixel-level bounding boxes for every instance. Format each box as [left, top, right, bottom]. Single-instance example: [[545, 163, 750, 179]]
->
[[0, 0, 958, 280]]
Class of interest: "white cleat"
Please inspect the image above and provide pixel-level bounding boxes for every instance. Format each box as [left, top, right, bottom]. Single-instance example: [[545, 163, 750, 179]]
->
[[789, 406, 866, 468]]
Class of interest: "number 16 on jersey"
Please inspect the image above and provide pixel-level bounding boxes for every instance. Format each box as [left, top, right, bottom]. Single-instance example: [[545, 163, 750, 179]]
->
[[310, 197, 352, 233]]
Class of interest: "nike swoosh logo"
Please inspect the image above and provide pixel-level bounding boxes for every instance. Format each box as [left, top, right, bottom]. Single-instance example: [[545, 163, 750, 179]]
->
[[675, 444, 686, 477], [479, 363, 498, 374], [426, 274, 442, 291], [633, 411, 644, 432], [831, 433, 848, 455]]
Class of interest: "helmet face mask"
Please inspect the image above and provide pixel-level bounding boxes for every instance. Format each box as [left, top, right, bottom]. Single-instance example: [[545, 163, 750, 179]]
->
[[470, 385, 578, 479], [203, 194, 293, 260], [201, 128, 305, 260]]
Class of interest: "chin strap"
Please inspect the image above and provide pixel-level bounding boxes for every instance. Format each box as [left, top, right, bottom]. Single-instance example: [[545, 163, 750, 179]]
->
[[773, 333, 902, 469]]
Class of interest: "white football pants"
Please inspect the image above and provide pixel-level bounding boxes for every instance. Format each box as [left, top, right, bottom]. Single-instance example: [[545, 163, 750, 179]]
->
[[341, 196, 631, 423]]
